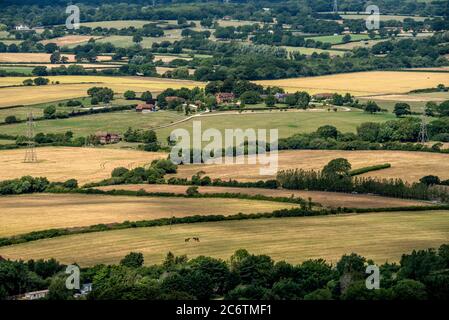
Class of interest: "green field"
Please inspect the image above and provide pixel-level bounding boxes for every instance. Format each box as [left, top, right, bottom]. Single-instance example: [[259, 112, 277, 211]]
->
[[358, 98, 427, 113], [1, 211, 448, 266], [0, 109, 395, 140], [0, 31, 9, 38], [0, 40, 23, 45], [154, 109, 395, 142], [0, 109, 186, 136], [332, 39, 387, 50], [282, 46, 345, 56], [80, 20, 154, 29], [0, 97, 142, 122], [89, 34, 183, 49], [359, 91, 449, 113], [305, 34, 378, 45], [0, 66, 34, 74], [0, 138, 15, 145], [340, 14, 428, 22]]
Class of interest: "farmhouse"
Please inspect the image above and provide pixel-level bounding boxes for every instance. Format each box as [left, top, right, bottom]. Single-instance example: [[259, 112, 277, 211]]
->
[[15, 24, 30, 31], [274, 93, 293, 102], [19, 289, 49, 300], [216, 92, 235, 104], [95, 132, 121, 144], [136, 103, 155, 113]]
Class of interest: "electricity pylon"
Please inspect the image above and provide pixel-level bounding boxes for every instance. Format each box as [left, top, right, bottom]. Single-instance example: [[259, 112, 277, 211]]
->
[[24, 111, 37, 163]]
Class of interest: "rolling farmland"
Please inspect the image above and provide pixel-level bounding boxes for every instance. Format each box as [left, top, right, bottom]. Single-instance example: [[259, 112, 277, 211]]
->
[[0, 109, 186, 137], [97, 184, 432, 209], [0, 107, 394, 138], [0, 76, 202, 107], [0, 52, 112, 63], [0, 147, 167, 184], [153, 109, 395, 143], [2, 211, 448, 266], [171, 150, 449, 183], [256, 71, 449, 96], [0, 193, 295, 237]]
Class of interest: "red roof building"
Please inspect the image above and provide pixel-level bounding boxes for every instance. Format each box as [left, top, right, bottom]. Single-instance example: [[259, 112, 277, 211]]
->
[[215, 92, 235, 104], [94, 132, 121, 145], [136, 103, 155, 112]]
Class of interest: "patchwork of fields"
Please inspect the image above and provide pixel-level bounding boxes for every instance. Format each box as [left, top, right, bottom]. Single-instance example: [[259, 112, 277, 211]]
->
[[0, 30, 448, 272], [0, 76, 202, 107], [0, 193, 295, 237]]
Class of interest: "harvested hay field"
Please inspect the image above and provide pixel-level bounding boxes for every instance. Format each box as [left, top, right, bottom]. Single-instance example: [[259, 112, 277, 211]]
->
[[156, 66, 195, 75], [171, 150, 449, 183], [154, 55, 192, 63], [332, 39, 387, 50], [2, 211, 448, 266], [0, 63, 122, 70], [255, 71, 449, 96], [362, 91, 449, 103], [40, 35, 102, 47], [96, 184, 431, 209], [0, 76, 202, 107], [0, 53, 112, 63], [0, 147, 167, 184], [0, 193, 295, 237]]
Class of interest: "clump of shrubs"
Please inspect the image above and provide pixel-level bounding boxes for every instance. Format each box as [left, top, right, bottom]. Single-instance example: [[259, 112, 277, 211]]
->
[[0, 176, 50, 195], [87, 159, 178, 187]]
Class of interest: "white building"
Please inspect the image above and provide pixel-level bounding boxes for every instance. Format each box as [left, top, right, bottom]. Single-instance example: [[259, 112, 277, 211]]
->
[[15, 24, 30, 31], [23, 289, 49, 300]]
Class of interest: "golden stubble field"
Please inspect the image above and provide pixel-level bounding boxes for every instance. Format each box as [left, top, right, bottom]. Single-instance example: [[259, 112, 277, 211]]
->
[[256, 71, 449, 96], [1, 211, 448, 266], [171, 150, 449, 183], [97, 184, 430, 209], [0, 147, 167, 184], [0, 52, 112, 63], [40, 35, 103, 47], [0, 193, 295, 237], [0, 76, 203, 107]]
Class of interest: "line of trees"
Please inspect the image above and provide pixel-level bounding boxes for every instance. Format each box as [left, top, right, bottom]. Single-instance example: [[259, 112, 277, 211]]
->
[[277, 158, 449, 202], [2, 244, 448, 300]]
